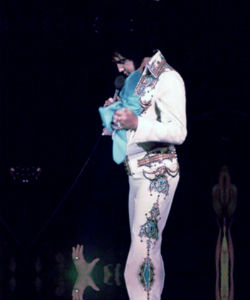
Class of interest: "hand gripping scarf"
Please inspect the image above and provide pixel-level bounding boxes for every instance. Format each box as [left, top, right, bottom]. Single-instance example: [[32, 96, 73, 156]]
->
[[99, 70, 142, 164]]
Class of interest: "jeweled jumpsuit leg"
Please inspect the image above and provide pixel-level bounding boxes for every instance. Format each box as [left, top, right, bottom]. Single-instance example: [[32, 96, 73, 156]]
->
[[124, 159, 179, 300]]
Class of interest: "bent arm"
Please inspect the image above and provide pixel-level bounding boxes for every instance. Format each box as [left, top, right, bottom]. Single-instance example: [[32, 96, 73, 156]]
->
[[131, 71, 187, 145]]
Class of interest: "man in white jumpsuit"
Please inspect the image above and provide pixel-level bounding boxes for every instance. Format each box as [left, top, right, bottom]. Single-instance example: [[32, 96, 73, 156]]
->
[[109, 49, 187, 300]]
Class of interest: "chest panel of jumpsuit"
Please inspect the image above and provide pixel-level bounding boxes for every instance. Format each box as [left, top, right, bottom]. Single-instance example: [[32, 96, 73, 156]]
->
[[136, 63, 173, 121], [126, 66, 176, 159]]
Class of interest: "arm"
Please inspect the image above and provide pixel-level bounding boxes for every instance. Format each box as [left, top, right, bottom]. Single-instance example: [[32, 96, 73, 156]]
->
[[131, 71, 187, 145]]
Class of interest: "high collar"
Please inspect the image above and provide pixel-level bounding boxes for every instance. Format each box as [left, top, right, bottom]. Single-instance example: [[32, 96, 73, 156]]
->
[[145, 50, 167, 78]]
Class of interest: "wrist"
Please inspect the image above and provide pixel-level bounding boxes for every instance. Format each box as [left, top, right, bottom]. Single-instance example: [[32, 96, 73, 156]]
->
[[133, 116, 138, 130]]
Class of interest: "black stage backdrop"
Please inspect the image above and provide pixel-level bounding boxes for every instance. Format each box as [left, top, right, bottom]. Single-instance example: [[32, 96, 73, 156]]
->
[[0, 0, 249, 299]]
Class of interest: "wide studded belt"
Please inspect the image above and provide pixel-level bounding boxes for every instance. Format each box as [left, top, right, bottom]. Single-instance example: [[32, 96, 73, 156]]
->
[[124, 150, 177, 176], [137, 152, 177, 167]]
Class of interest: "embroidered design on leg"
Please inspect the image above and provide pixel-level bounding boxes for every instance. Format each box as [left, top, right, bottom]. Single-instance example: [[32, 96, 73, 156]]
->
[[138, 240, 155, 300], [143, 166, 171, 197], [138, 199, 160, 300], [139, 256, 155, 295], [143, 164, 179, 197], [138, 164, 179, 299], [149, 176, 169, 195], [139, 201, 160, 241]]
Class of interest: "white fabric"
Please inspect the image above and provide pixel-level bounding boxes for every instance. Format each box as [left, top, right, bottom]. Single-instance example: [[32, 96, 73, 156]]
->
[[127, 53, 187, 153], [123, 51, 187, 300], [124, 158, 180, 300]]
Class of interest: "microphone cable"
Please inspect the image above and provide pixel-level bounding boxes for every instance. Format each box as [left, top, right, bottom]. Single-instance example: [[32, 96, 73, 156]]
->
[[30, 134, 102, 246]]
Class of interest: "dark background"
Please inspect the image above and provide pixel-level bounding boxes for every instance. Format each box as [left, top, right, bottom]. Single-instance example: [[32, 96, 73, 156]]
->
[[0, 0, 249, 299]]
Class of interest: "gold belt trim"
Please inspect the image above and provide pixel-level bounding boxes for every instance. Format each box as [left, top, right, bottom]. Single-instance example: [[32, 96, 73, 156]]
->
[[124, 152, 177, 176], [137, 152, 176, 167]]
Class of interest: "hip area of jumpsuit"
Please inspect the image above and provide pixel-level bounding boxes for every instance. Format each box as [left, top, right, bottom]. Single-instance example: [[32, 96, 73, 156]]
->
[[126, 153, 180, 180]]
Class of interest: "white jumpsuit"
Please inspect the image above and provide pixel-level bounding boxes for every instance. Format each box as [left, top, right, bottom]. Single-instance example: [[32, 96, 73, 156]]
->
[[123, 50, 187, 300]]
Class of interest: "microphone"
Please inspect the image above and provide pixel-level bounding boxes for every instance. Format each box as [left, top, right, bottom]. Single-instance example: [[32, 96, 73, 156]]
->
[[100, 75, 125, 135], [113, 75, 125, 101]]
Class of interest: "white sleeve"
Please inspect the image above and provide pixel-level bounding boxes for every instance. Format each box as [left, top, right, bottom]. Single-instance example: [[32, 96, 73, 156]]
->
[[131, 71, 187, 145]]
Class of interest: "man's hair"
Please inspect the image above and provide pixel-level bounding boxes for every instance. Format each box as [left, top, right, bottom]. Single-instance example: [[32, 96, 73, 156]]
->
[[112, 39, 154, 69]]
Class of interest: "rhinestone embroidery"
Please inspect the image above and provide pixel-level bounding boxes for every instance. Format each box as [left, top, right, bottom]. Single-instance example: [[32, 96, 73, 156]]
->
[[138, 256, 155, 297], [138, 163, 179, 299], [139, 200, 160, 241], [138, 197, 161, 300]]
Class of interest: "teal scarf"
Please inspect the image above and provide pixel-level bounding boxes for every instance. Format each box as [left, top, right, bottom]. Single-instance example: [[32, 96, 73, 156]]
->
[[99, 70, 142, 164]]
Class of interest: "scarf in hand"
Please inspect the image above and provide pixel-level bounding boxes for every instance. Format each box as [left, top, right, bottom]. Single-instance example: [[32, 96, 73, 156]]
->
[[99, 70, 142, 164]]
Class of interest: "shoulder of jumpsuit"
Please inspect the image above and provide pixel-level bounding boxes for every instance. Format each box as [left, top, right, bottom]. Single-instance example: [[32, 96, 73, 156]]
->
[[142, 49, 185, 100], [153, 68, 186, 103], [136, 68, 186, 132], [134, 50, 171, 100], [142, 49, 170, 79], [131, 50, 167, 111]]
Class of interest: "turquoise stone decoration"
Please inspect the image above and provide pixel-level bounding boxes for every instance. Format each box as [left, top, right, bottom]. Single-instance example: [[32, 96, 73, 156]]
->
[[143, 166, 173, 197], [140, 219, 158, 240], [138, 257, 155, 294], [139, 202, 160, 241], [138, 163, 178, 299], [138, 196, 161, 299], [149, 176, 169, 196], [138, 201, 160, 299]]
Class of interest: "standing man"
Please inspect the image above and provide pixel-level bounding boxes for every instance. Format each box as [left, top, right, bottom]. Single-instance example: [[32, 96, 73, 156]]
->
[[101, 48, 187, 300]]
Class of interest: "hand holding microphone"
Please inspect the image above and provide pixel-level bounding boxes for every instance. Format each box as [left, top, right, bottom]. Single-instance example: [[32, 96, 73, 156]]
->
[[103, 75, 125, 107], [101, 74, 125, 135], [104, 97, 120, 107]]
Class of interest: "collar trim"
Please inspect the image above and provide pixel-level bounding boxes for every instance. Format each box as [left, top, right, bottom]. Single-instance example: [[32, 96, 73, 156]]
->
[[146, 50, 167, 78]]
